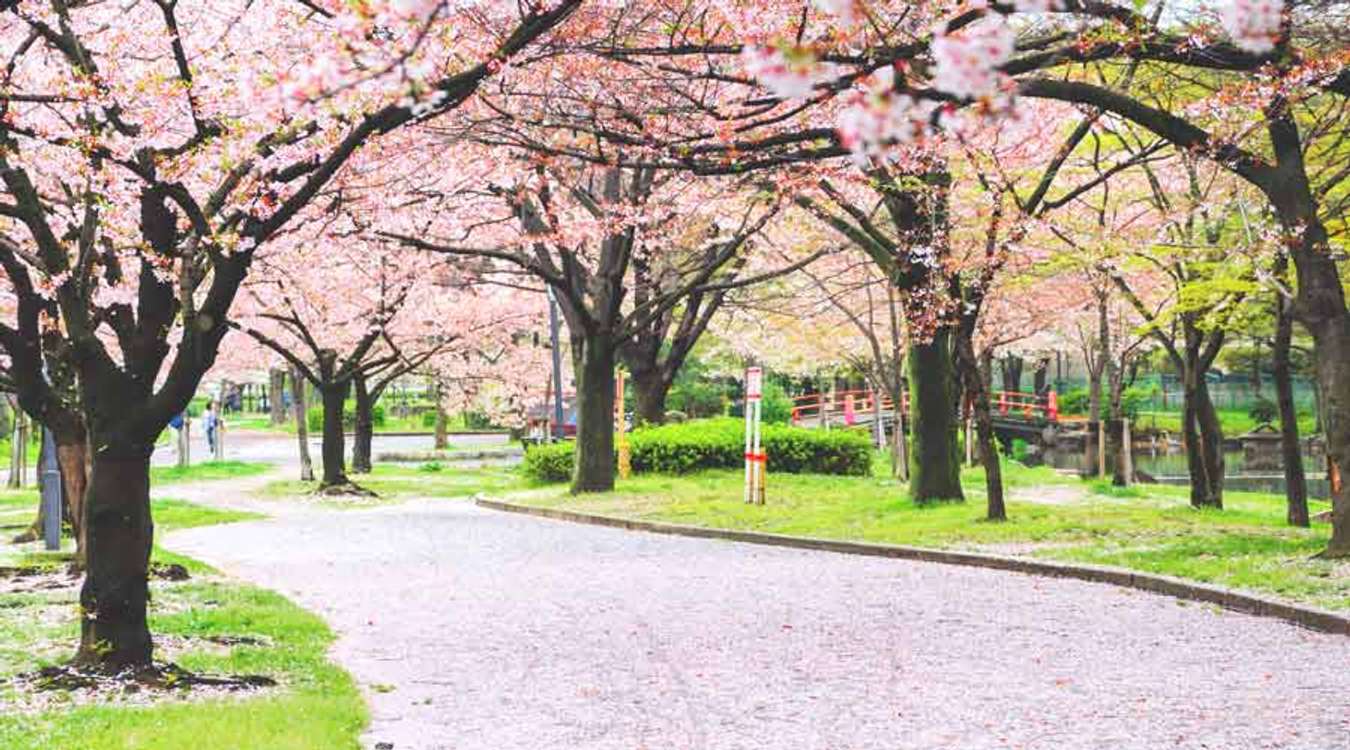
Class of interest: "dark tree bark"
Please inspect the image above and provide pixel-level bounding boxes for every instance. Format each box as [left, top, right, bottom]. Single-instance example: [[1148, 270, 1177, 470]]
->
[[1272, 273, 1309, 527], [908, 328, 964, 503], [1032, 357, 1050, 397], [630, 368, 670, 426], [351, 373, 374, 474], [318, 376, 350, 489], [76, 450, 154, 668], [293, 366, 315, 482], [955, 333, 1002, 519], [571, 331, 617, 493], [1000, 355, 1023, 393], [1183, 370, 1225, 508]]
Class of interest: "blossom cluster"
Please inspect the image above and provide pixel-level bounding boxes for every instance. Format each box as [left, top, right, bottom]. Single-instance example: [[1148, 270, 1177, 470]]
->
[[930, 18, 1016, 101], [740, 45, 826, 100], [1220, 0, 1284, 53]]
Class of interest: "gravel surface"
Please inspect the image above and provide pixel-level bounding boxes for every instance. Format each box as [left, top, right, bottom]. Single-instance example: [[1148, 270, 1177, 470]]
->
[[166, 497, 1350, 750]]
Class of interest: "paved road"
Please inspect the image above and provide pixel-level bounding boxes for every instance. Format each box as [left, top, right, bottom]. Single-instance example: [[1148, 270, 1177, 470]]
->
[[166, 496, 1350, 750]]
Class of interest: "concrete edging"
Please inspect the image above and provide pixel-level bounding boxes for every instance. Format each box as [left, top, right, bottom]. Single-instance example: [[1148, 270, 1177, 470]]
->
[[474, 497, 1350, 637]]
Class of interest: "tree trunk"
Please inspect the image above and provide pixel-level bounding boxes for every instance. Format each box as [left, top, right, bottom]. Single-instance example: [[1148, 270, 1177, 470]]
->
[[8, 408, 27, 488], [269, 368, 287, 426], [1109, 375, 1127, 487], [55, 429, 90, 569], [293, 368, 314, 482], [907, 327, 963, 503], [1273, 297, 1309, 527], [571, 331, 617, 493], [1183, 373, 1225, 509], [890, 383, 908, 480], [75, 450, 153, 668], [1086, 368, 1103, 479], [631, 368, 670, 426], [1000, 355, 1023, 393], [351, 375, 374, 474], [1032, 357, 1050, 396], [433, 380, 449, 450], [956, 334, 1004, 520], [319, 381, 350, 488], [1311, 314, 1350, 557]]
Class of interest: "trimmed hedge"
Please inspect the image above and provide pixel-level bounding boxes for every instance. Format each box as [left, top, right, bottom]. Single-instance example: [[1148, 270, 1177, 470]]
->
[[522, 418, 872, 483], [522, 442, 575, 483], [306, 403, 386, 432]]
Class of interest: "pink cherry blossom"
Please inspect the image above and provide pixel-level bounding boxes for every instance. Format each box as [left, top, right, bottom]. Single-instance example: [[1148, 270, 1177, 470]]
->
[[930, 17, 1016, 101], [1220, 0, 1284, 53], [741, 45, 825, 100]]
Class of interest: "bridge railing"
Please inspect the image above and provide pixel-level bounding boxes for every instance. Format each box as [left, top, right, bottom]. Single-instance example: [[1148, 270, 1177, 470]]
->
[[790, 388, 1059, 426]]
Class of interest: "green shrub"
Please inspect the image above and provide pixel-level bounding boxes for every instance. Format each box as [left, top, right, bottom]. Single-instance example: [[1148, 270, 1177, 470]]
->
[[1058, 388, 1090, 416], [1055, 386, 1152, 420], [522, 441, 574, 483], [521, 418, 872, 483], [307, 402, 386, 432], [1248, 396, 1277, 425], [421, 411, 438, 428], [758, 381, 794, 425], [666, 381, 725, 419]]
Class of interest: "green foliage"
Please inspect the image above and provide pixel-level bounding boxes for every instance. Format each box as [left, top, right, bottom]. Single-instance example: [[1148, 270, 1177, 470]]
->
[[758, 380, 794, 425], [306, 403, 387, 432], [521, 418, 872, 483], [1058, 385, 1153, 420], [1010, 439, 1030, 463], [1248, 396, 1277, 425], [462, 411, 494, 430], [665, 356, 729, 419], [522, 442, 574, 483]]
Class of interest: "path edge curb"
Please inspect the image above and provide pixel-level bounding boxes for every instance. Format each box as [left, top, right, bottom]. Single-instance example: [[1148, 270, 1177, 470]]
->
[[474, 496, 1350, 637]]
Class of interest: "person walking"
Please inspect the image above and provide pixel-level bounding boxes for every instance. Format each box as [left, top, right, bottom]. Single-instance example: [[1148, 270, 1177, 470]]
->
[[204, 401, 220, 457]]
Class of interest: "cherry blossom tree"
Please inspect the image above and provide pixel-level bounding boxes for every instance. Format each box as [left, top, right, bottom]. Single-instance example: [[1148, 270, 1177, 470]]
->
[[385, 156, 789, 492], [0, 0, 581, 668]]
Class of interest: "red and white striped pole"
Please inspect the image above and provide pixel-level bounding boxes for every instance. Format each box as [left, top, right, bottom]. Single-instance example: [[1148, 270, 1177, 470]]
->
[[744, 367, 765, 505]]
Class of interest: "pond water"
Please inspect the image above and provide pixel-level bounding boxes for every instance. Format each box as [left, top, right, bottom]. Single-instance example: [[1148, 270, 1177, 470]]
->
[[1039, 445, 1332, 499]]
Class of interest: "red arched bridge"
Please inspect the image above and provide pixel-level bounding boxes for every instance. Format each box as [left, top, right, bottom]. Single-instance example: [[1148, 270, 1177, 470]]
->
[[790, 389, 1060, 436]]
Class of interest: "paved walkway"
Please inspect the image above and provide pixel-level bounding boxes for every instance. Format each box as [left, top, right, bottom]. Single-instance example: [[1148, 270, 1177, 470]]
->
[[166, 482, 1350, 750]]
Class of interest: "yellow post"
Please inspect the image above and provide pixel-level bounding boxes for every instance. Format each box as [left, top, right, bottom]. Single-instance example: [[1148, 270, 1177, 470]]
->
[[616, 369, 631, 480]]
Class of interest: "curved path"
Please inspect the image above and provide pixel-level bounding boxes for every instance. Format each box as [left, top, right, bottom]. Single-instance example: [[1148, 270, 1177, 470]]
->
[[166, 490, 1350, 750]]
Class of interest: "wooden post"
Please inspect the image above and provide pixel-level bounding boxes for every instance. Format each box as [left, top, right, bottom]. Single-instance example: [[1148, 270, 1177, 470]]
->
[[616, 369, 631, 480], [1121, 416, 1133, 485], [1097, 420, 1106, 479], [894, 393, 909, 482], [177, 418, 191, 468]]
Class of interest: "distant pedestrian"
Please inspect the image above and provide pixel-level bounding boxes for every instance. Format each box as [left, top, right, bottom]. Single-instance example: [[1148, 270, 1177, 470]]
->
[[204, 401, 220, 455]]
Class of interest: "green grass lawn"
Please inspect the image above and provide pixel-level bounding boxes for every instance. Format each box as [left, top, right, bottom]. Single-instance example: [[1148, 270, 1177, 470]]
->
[[0, 493, 365, 750], [507, 462, 1349, 612], [259, 463, 529, 504], [151, 461, 273, 485]]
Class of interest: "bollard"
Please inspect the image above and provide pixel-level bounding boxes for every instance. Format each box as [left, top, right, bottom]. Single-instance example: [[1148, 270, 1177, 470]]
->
[[40, 428, 62, 551]]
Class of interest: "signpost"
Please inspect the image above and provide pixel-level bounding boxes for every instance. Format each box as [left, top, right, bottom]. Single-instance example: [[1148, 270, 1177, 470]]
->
[[743, 367, 765, 505], [39, 428, 62, 551], [616, 369, 631, 480]]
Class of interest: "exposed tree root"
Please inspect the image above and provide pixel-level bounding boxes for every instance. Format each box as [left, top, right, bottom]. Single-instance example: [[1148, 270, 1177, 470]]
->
[[21, 662, 276, 694], [312, 479, 378, 498]]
